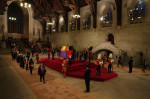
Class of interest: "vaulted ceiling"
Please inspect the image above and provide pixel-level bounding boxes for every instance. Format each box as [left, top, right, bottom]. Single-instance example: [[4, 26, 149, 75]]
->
[[0, 0, 100, 20], [0, 0, 122, 26]]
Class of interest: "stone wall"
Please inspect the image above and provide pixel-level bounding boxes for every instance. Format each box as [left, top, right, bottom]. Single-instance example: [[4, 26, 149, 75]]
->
[[45, 0, 150, 66]]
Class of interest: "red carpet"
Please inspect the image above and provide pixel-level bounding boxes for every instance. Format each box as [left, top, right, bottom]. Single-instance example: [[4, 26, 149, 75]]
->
[[39, 57, 118, 82]]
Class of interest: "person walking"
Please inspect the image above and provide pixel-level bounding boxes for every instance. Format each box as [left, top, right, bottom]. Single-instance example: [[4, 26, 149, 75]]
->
[[84, 64, 91, 93], [128, 57, 133, 73], [27, 51, 30, 61], [38, 63, 46, 84], [29, 58, 34, 74]]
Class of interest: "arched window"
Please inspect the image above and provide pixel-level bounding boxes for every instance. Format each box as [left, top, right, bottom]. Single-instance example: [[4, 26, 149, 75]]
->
[[82, 15, 91, 30], [70, 20, 76, 31], [59, 16, 65, 32], [100, 8, 113, 27], [8, 2, 24, 34], [129, 0, 145, 24]]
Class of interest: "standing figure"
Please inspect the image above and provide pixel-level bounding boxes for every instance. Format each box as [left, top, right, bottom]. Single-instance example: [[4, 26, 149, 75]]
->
[[108, 53, 114, 73], [29, 58, 34, 74], [96, 59, 103, 76], [38, 63, 46, 84], [108, 58, 112, 73], [27, 51, 30, 60], [68, 50, 73, 66], [31, 45, 34, 57], [88, 51, 92, 63], [84, 64, 91, 93], [20, 54, 25, 68], [117, 56, 123, 67], [142, 59, 146, 73], [47, 48, 50, 59], [35, 52, 39, 64], [62, 59, 68, 78], [52, 49, 55, 60], [25, 57, 29, 70], [128, 57, 133, 73], [102, 55, 106, 67]]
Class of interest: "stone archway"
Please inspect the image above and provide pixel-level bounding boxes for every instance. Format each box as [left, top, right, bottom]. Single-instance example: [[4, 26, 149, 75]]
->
[[92, 42, 121, 62]]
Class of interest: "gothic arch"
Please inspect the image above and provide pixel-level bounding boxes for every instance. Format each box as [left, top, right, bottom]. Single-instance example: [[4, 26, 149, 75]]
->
[[99, 1, 117, 27], [92, 42, 120, 55]]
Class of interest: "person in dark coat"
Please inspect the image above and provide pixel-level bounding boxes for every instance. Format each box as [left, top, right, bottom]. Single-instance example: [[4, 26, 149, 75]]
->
[[38, 63, 46, 84], [84, 50, 87, 62], [51, 49, 55, 60], [31, 45, 34, 57], [27, 51, 30, 61], [29, 58, 34, 74], [20, 55, 25, 68], [128, 57, 133, 73], [84, 64, 91, 93]]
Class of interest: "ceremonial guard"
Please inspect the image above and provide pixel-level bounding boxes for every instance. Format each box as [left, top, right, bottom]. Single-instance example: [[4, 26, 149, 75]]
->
[[96, 54, 103, 76], [62, 59, 68, 78]]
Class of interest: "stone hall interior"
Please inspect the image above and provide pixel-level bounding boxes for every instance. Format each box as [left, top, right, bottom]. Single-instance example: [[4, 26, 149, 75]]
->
[[0, 0, 150, 99]]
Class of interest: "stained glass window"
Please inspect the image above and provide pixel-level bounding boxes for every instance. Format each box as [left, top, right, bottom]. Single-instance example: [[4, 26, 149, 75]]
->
[[82, 15, 91, 30], [100, 8, 113, 27]]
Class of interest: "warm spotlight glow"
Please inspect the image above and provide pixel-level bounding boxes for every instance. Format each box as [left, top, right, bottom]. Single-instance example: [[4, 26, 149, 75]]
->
[[28, 4, 31, 8], [20, 3, 23, 7], [100, 16, 104, 21], [73, 14, 80, 18], [20, 2, 31, 8]]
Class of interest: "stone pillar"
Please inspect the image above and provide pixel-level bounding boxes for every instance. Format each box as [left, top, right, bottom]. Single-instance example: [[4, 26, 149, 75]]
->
[[145, 1, 150, 22]]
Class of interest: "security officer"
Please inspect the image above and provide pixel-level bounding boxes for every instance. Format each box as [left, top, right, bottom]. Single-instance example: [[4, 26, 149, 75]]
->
[[84, 64, 91, 93]]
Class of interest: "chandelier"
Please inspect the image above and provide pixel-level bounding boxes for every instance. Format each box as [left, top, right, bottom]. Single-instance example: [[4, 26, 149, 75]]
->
[[9, 17, 17, 21], [20, 2, 31, 8]]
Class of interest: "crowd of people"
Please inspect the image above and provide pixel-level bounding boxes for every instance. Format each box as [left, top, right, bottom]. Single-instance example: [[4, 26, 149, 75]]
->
[[9, 40, 147, 92], [10, 41, 47, 84]]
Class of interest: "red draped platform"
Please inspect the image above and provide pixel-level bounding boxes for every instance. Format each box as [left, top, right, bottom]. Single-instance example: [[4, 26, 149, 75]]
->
[[39, 58, 118, 82]]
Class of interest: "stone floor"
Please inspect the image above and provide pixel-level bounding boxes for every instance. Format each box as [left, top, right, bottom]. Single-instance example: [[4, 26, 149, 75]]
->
[[0, 55, 37, 99], [0, 49, 150, 99]]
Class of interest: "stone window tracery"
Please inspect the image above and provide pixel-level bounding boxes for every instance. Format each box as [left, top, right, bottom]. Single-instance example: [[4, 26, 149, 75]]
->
[[129, 0, 145, 24]]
